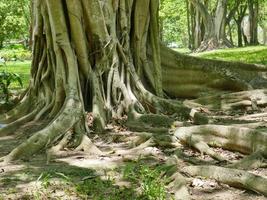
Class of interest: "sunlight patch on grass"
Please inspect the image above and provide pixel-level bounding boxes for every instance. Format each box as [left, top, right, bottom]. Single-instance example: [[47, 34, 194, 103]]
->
[[173, 48, 191, 54], [0, 61, 31, 89], [192, 46, 267, 65]]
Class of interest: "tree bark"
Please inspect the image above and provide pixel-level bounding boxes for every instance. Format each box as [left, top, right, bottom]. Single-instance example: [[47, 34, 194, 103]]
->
[[189, 0, 230, 51], [161, 46, 267, 98], [0, 0, 207, 162], [1, 1, 267, 198], [248, 0, 259, 45]]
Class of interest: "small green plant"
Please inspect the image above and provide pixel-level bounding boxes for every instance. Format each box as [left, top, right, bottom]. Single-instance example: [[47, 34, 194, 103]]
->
[[123, 162, 167, 200], [76, 175, 137, 200], [0, 70, 23, 103], [38, 173, 52, 189]]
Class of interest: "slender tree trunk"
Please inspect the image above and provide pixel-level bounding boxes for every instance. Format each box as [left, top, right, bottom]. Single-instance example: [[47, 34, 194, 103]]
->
[[186, 0, 192, 49], [194, 10, 202, 49], [248, 0, 259, 45], [236, 20, 243, 47], [227, 22, 234, 45], [190, 4, 196, 49], [263, 26, 267, 45]]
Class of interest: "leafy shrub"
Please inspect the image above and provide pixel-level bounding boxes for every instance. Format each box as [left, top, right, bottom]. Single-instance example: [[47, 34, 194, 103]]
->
[[4, 43, 25, 50], [0, 48, 31, 61], [0, 71, 23, 103]]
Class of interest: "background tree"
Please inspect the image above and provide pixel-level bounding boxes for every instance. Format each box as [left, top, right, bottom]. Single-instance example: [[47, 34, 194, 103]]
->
[[160, 0, 267, 50], [248, 0, 259, 45], [188, 0, 233, 51], [232, 0, 248, 47], [159, 0, 188, 46], [0, 0, 30, 48]]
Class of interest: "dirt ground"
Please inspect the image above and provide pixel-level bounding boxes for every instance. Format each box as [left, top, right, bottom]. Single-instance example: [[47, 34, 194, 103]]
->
[[0, 121, 266, 200]]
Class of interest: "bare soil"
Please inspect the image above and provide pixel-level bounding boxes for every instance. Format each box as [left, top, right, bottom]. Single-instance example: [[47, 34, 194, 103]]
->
[[0, 119, 266, 200]]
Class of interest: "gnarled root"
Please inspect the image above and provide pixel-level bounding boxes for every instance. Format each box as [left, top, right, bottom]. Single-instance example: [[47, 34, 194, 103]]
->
[[164, 156, 191, 200], [115, 138, 155, 156], [75, 135, 102, 155], [161, 45, 267, 99], [174, 125, 267, 157], [181, 165, 267, 196], [228, 151, 266, 170], [2, 97, 83, 163], [186, 89, 267, 111]]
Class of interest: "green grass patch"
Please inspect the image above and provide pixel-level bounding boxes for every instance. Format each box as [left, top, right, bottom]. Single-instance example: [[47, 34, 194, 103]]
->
[[172, 48, 191, 54], [192, 46, 267, 65], [0, 61, 31, 89], [0, 46, 31, 61], [32, 162, 168, 200], [122, 162, 168, 200]]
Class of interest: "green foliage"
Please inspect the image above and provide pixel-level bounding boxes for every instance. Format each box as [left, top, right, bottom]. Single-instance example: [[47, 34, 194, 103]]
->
[[1, 61, 31, 88], [159, 0, 188, 46], [0, 47, 31, 61], [31, 162, 168, 200], [36, 170, 137, 200], [0, 70, 23, 102], [76, 176, 137, 200], [0, 0, 30, 47]]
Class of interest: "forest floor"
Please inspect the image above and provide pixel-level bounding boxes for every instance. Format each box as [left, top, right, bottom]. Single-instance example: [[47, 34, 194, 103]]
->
[[0, 108, 266, 200], [0, 46, 267, 199]]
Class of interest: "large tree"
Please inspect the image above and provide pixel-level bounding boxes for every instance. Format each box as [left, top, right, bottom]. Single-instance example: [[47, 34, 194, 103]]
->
[[1, 0, 267, 198], [1, 0, 202, 162], [188, 0, 233, 51]]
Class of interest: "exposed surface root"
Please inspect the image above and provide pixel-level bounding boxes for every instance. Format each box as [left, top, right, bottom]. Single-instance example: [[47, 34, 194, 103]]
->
[[115, 138, 155, 156], [186, 89, 267, 111], [164, 156, 191, 200], [181, 165, 267, 196], [2, 97, 83, 163], [228, 151, 266, 170], [1, 0, 267, 198], [75, 135, 102, 155], [161, 45, 267, 99], [174, 125, 267, 156]]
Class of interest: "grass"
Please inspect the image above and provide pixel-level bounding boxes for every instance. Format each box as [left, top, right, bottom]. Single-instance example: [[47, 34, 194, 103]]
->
[[31, 162, 168, 200], [122, 162, 167, 200], [0, 45, 31, 61], [192, 45, 267, 65], [0, 61, 31, 89], [173, 48, 191, 54]]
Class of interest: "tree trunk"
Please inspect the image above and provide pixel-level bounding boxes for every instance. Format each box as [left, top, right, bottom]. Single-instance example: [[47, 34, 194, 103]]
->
[[214, 0, 227, 41], [0, 0, 208, 162], [0, 0, 266, 161], [248, 0, 259, 45], [186, 0, 193, 49], [161, 46, 267, 98], [236, 20, 243, 47], [189, 0, 230, 51], [1, 1, 267, 197], [235, 4, 247, 47], [263, 26, 267, 45]]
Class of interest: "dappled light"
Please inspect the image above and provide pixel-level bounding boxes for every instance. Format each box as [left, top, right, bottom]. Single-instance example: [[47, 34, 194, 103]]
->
[[0, 0, 267, 199]]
